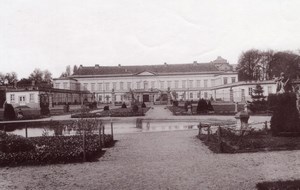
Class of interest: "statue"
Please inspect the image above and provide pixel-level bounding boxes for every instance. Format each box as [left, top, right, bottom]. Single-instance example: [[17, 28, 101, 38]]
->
[[275, 72, 291, 94]]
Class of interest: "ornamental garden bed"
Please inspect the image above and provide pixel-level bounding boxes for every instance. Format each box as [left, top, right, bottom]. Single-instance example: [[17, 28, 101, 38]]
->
[[256, 180, 300, 190], [71, 107, 150, 118], [198, 126, 300, 154], [0, 131, 114, 166]]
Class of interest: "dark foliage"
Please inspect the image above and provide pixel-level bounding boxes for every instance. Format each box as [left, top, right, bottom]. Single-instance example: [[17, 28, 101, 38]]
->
[[173, 100, 178, 107], [89, 101, 97, 109], [249, 84, 267, 113], [257, 180, 300, 190], [207, 101, 214, 111], [103, 105, 109, 111], [121, 103, 127, 108], [197, 99, 208, 114], [269, 93, 300, 136], [141, 102, 146, 108], [0, 132, 35, 153], [3, 103, 16, 120], [0, 134, 113, 166], [132, 104, 139, 112]]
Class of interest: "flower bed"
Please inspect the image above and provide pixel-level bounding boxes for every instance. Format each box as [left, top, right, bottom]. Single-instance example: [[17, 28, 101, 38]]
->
[[256, 180, 300, 190], [198, 127, 300, 153], [0, 132, 113, 166], [71, 107, 150, 118]]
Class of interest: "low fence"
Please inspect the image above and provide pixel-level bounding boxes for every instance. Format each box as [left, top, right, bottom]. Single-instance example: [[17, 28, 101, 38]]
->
[[198, 121, 269, 153]]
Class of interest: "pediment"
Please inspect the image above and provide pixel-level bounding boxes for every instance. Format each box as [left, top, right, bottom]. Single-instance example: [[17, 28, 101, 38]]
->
[[136, 71, 156, 76]]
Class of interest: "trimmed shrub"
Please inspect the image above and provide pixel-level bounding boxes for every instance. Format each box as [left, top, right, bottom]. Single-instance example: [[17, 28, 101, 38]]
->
[[173, 100, 178, 107], [3, 103, 16, 120], [0, 134, 113, 166], [132, 105, 139, 113], [103, 105, 109, 111], [197, 99, 208, 114], [0, 131, 35, 153], [121, 103, 127, 108], [269, 93, 300, 136], [207, 101, 214, 111], [141, 102, 146, 108], [89, 101, 97, 109]]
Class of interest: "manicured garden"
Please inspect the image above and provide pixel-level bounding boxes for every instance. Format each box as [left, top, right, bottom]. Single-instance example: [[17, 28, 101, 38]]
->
[[0, 131, 113, 166], [198, 92, 300, 153], [0, 118, 115, 166], [198, 126, 300, 153], [71, 106, 151, 118], [167, 101, 245, 115]]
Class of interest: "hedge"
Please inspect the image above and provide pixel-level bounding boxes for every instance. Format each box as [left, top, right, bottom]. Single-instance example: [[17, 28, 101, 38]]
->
[[268, 93, 300, 136], [0, 132, 113, 166]]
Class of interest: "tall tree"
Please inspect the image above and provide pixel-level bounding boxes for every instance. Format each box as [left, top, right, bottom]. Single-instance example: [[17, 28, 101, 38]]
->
[[236, 49, 262, 81], [269, 51, 300, 80], [60, 65, 72, 77], [5, 72, 18, 85], [0, 72, 18, 85], [73, 65, 78, 75], [29, 68, 44, 83], [43, 70, 52, 84], [0, 73, 6, 85]]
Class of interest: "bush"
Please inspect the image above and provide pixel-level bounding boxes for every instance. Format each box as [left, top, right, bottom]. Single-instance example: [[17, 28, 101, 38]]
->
[[132, 105, 139, 112], [173, 100, 178, 107], [103, 105, 109, 111], [197, 99, 208, 114], [3, 103, 16, 120], [207, 101, 214, 111], [269, 93, 300, 136], [0, 131, 35, 153], [0, 134, 113, 166], [89, 101, 97, 109], [141, 102, 146, 108], [121, 103, 127, 108]]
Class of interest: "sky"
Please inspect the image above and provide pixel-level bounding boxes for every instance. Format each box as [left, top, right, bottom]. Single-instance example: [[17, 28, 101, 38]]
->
[[0, 0, 300, 79]]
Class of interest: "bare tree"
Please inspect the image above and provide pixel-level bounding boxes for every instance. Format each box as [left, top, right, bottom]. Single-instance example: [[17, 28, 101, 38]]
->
[[236, 49, 262, 81], [0, 73, 5, 85], [43, 70, 52, 84], [29, 68, 44, 83], [5, 72, 18, 85]]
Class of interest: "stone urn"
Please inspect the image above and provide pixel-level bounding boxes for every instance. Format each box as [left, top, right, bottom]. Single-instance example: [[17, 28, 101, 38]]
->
[[235, 104, 250, 132]]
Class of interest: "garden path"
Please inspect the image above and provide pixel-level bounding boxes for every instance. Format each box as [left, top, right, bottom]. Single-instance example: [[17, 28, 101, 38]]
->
[[144, 105, 173, 118], [1, 130, 300, 190]]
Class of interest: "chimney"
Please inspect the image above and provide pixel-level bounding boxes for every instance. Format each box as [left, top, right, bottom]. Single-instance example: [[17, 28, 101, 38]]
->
[[95, 64, 100, 69]]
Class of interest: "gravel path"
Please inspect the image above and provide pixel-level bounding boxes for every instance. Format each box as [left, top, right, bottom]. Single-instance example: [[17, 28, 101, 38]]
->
[[1, 130, 300, 190]]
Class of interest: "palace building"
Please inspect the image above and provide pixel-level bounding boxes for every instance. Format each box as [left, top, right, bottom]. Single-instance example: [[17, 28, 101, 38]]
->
[[53, 56, 293, 104]]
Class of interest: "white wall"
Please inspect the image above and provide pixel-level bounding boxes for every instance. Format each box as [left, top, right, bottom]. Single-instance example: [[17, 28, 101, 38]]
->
[[6, 91, 40, 108]]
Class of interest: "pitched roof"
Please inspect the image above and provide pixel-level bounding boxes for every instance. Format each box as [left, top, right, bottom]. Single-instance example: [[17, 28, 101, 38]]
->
[[73, 62, 220, 76]]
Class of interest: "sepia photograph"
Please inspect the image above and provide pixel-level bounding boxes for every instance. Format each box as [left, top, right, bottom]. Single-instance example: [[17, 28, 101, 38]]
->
[[0, 0, 300, 189]]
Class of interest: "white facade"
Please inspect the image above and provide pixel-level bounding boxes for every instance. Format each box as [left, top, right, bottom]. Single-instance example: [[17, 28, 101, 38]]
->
[[6, 91, 40, 108], [54, 69, 239, 103]]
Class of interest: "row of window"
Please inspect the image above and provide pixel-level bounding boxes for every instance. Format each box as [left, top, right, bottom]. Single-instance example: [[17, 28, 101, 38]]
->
[[223, 77, 236, 85], [10, 94, 35, 103], [248, 86, 273, 95], [81, 79, 224, 92]]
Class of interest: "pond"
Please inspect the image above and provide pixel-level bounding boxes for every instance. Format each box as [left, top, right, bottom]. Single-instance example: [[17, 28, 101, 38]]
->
[[2, 120, 201, 137]]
